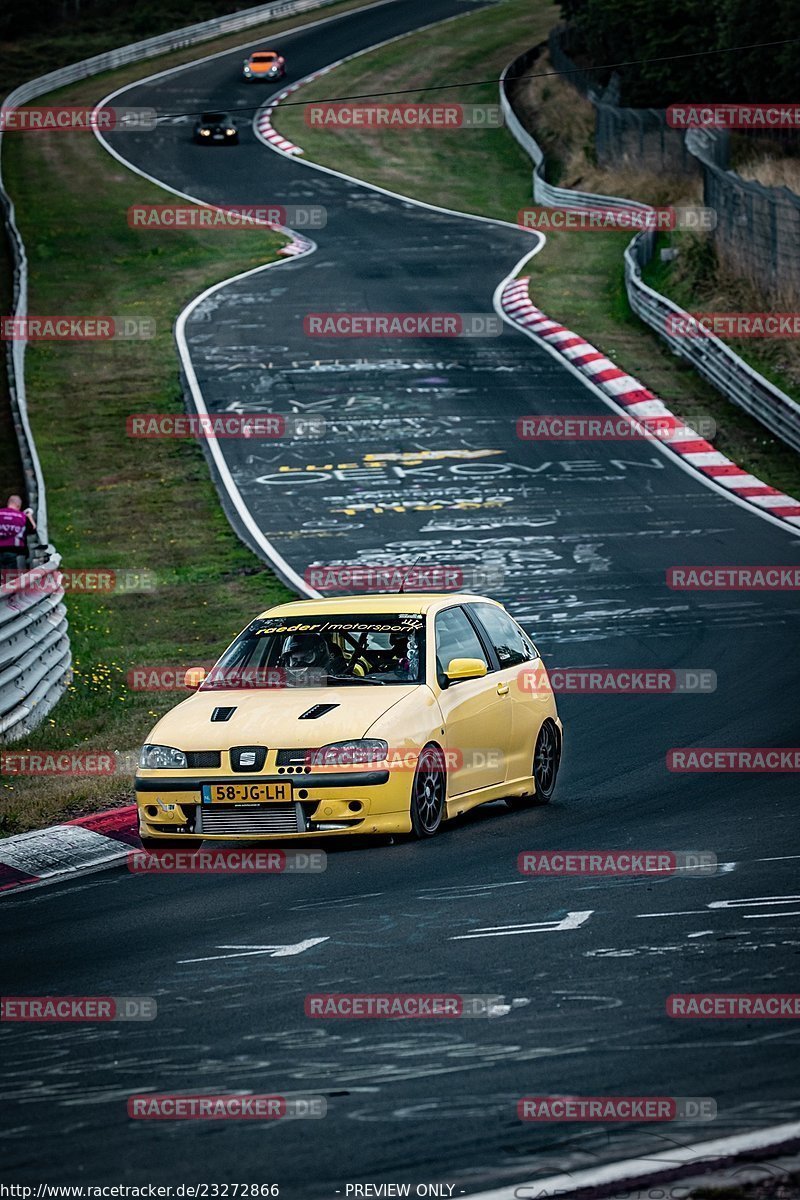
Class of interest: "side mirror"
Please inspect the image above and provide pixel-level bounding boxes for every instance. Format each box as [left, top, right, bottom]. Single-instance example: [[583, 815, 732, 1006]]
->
[[184, 666, 207, 690], [445, 657, 487, 683]]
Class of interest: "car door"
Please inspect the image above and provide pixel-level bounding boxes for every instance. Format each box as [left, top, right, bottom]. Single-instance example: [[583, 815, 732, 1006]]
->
[[466, 602, 544, 785], [433, 605, 510, 796]]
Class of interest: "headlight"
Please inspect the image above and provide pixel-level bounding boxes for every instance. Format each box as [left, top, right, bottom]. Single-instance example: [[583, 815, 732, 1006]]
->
[[139, 744, 188, 770], [200, 129, 211, 136], [225, 127, 236, 135], [311, 739, 388, 767]]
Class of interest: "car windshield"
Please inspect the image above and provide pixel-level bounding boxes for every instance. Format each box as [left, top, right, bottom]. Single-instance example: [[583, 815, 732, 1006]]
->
[[201, 112, 226, 123], [203, 613, 426, 689]]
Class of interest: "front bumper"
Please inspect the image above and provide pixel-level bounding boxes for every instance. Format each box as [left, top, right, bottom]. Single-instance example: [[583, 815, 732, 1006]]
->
[[135, 770, 410, 839]]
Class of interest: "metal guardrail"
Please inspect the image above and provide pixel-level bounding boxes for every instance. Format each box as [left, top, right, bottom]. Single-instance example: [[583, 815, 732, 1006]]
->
[[499, 49, 652, 217], [625, 232, 800, 455], [0, 561, 71, 741], [0, 0, 339, 741], [499, 49, 800, 457]]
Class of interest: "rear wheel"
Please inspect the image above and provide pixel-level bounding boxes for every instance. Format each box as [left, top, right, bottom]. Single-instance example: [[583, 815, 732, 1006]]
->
[[410, 744, 446, 838], [507, 720, 560, 809]]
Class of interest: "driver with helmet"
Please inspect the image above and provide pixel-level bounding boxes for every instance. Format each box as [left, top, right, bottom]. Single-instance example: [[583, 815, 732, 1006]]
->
[[279, 633, 347, 676]]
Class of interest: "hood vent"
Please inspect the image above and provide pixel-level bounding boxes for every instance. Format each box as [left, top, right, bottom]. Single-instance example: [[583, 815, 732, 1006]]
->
[[211, 706, 237, 722], [299, 703, 339, 720]]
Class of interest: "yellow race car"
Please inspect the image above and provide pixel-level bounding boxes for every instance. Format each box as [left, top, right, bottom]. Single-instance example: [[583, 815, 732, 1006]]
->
[[135, 593, 562, 845]]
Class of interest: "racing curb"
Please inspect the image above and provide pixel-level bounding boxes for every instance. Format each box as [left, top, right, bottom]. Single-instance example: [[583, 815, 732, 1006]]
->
[[502, 277, 800, 529], [0, 806, 137, 894], [255, 65, 335, 154], [262, 55, 800, 533]]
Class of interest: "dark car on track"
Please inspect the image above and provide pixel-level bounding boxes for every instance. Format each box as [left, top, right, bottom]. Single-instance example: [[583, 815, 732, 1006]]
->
[[193, 111, 239, 145]]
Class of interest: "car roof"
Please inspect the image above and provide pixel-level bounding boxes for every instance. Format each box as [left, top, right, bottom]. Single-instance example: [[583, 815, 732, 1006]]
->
[[257, 593, 503, 618], [250, 50, 277, 56]]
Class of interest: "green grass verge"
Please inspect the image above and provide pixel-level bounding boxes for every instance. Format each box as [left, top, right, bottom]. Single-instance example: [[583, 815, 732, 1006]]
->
[[0, 0, 377, 503], [275, 0, 800, 498], [1, 0, 386, 836], [0, 65, 334, 833], [0, 0, 374, 94], [643, 229, 800, 399]]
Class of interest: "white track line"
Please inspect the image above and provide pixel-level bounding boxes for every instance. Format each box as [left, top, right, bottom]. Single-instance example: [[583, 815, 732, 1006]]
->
[[493, 255, 800, 536], [91, 3, 543, 596], [465, 1120, 800, 1200], [258, 40, 800, 540]]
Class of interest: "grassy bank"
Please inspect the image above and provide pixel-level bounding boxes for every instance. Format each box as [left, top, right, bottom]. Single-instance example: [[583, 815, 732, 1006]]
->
[[0, 0, 370, 94], [275, 0, 800, 497], [643, 229, 800, 398], [1, 0, 388, 835], [0, 25, 369, 832]]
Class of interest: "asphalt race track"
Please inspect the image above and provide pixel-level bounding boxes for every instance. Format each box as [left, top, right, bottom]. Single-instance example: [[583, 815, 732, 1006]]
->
[[3, 0, 800, 1192]]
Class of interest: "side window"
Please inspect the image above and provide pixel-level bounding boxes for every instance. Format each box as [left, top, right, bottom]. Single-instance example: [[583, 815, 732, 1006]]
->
[[469, 604, 537, 668], [434, 607, 488, 681]]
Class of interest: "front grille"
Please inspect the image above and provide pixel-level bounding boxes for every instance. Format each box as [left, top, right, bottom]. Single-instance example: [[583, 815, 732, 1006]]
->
[[198, 803, 303, 836], [186, 751, 221, 769], [231, 746, 267, 772], [277, 748, 316, 766]]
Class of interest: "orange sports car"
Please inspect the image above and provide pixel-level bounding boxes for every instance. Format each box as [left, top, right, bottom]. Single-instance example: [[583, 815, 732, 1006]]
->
[[242, 50, 286, 82]]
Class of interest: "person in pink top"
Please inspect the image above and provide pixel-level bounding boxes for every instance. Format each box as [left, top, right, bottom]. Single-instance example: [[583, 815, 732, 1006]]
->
[[0, 494, 36, 572]]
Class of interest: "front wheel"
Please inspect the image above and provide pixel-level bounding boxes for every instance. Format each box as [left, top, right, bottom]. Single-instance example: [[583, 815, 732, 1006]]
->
[[410, 744, 446, 838], [507, 720, 560, 809]]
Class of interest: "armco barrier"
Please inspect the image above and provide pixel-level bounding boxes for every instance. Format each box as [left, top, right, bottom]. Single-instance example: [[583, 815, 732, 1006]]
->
[[0, 560, 71, 742], [0, 0, 340, 740], [500, 48, 800, 456], [625, 231, 800, 456]]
